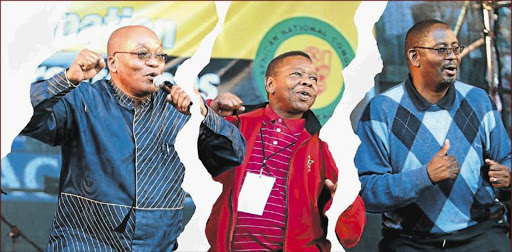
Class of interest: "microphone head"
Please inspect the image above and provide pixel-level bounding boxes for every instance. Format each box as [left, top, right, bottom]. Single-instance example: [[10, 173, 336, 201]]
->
[[153, 75, 174, 89]]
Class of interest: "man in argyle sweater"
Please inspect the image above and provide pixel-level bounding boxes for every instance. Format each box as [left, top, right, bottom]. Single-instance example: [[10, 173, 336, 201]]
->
[[355, 19, 511, 251]]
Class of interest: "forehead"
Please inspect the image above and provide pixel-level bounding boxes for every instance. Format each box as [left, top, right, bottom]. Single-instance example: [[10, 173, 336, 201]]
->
[[121, 28, 162, 51], [426, 25, 458, 45], [278, 56, 314, 71]]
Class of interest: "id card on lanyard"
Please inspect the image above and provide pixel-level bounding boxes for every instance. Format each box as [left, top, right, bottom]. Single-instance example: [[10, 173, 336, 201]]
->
[[238, 123, 296, 216], [238, 172, 276, 216]]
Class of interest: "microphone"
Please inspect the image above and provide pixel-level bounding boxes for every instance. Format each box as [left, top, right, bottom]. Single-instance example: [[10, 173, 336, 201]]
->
[[153, 75, 174, 94], [153, 74, 193, 109]]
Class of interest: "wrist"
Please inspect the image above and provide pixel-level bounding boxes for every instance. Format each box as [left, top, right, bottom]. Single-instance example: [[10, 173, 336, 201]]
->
[[199, 96, 209, 116], [425, 164, 436, 185], [64, 68, 80, 86], [200, 100, 208, 116]]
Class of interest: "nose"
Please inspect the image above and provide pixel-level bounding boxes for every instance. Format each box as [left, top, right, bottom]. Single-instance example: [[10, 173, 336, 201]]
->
[[301, 76, 314, 87], [445, 48, 458, 60], [145, 55, 161, 67]]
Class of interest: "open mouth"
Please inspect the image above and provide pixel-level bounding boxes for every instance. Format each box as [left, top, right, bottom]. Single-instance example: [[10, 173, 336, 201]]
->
[[443, 65, 457, 76], [297, 90, 312, 101], [146, 72, 158, 80]]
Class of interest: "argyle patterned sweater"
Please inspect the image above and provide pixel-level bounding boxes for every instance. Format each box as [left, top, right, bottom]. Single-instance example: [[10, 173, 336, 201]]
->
[[355, 77, 511, 235]]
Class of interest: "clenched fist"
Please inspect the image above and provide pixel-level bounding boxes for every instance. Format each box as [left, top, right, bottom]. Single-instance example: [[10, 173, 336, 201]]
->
[[66, 49, 106, 84], [210, 92, 245, 117], [486, 159, 511, 188]]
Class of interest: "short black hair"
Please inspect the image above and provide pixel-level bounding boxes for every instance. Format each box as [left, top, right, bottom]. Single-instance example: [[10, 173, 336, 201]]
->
[[405, 19, 449, 58], [265, 50, 312, 78]]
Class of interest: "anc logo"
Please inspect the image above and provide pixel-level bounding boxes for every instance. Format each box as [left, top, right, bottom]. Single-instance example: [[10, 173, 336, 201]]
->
[[253, 16, 355, 125]]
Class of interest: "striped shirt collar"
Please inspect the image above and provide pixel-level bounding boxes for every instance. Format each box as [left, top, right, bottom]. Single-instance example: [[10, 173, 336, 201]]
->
[[263, 105, 305, 135], [109, 79, 152, 110], [245, 103, 320, 135]]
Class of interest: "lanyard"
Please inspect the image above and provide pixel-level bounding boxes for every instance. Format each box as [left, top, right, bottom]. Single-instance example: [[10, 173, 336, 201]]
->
[[258, 125, 296, 177]]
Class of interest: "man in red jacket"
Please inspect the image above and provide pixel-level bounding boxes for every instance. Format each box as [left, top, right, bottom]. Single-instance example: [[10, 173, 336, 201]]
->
[[205, 50, 366, 251]]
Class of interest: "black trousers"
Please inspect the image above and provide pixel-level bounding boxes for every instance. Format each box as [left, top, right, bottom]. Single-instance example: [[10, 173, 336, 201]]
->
[[379, 219, 511, 252]]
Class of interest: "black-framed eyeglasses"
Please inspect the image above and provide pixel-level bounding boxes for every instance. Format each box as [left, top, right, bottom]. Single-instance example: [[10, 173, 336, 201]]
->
[[113, 51, 168, 63], [413, 45, 465, 56]]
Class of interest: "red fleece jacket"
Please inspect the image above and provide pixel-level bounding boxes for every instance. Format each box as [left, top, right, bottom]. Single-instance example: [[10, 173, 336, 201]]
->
[[206, 107, 366, 251]]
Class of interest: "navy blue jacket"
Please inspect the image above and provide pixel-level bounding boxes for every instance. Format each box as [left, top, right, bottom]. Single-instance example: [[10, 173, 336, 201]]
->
[[22, 71, 245, 251]]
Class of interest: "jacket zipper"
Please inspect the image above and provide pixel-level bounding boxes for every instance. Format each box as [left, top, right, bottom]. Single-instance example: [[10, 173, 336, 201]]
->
[[283, 135, 313, 250], [228, 191, 235, 252]]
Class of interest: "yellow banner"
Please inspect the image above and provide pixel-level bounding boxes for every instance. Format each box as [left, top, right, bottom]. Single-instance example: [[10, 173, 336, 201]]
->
[[60, 1, 361, 123], [216, 1, 359, 59], [64, 1, 359, 58]]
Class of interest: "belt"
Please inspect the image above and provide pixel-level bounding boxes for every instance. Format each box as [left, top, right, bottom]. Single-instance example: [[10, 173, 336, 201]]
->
[[382, 219, 507, 249]]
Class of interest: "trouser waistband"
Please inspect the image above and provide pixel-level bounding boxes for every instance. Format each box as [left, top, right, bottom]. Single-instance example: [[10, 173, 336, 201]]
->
[[382, 219, 509, 249]]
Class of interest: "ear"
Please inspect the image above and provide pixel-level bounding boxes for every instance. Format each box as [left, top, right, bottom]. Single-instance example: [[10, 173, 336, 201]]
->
[[407, 49, 420, 67], [107, 56, 117, 73], [265, 76, 276, 95]]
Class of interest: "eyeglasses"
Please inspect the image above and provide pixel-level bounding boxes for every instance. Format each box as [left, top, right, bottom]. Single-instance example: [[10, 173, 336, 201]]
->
[[413, 45, 465, 56], [113, 51, 168, 63]]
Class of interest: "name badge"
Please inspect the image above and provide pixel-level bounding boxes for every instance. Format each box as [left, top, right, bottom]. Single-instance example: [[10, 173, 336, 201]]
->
[[237, 172, 276, 216]]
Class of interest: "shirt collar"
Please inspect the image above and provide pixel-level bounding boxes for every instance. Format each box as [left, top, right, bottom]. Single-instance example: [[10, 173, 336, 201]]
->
[[263, 105, 305, 135], [405, 75, 455, 111], [244, 102, 322, 135], [109, 79, 152, 110]]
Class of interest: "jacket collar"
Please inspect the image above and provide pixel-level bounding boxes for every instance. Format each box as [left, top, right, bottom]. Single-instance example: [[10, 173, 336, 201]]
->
[[262, 105, 305, 134], [243, 102, 321, 135], [405, 75, 455, 111], [108, 79, 152, 110]]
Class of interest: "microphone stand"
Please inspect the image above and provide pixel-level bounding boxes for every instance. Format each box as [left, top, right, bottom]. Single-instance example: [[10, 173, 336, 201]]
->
[[1, 176, 58, 251], [1, 214, 44, 252]]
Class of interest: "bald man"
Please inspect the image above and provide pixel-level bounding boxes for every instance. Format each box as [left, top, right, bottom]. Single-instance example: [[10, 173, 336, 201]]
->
[[21, 25, 245, 251], [355, 19, 510, 251]]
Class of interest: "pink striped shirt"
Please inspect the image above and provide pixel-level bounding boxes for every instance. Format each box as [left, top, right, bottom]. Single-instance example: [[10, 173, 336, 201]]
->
[[232, 105, 305, 251]]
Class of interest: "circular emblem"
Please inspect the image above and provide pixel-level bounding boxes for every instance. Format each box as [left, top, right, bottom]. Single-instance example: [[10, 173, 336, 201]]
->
[[253, 16, 355, 125]]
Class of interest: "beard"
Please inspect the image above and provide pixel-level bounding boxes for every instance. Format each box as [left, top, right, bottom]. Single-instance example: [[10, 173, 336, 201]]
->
[[436, 77, 456, 92]]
